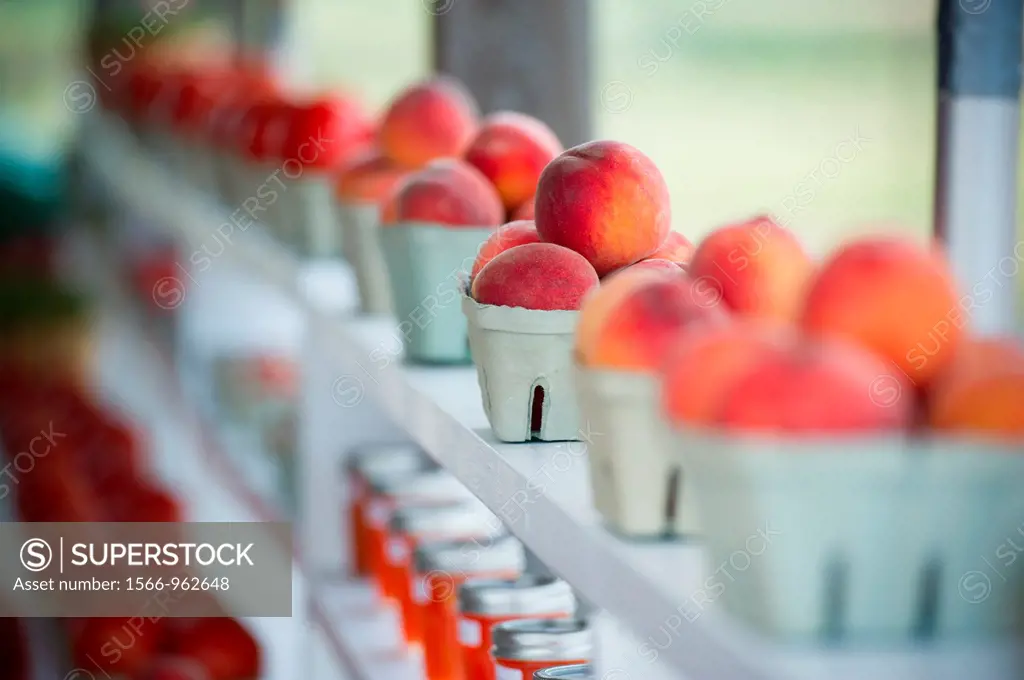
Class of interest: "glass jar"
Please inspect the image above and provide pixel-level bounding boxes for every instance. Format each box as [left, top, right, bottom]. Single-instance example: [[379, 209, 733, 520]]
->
[[387, 501, 505, 647], [457, 576, 576, 680], [343, 443, 432, 577], [492, 619, 592, 680], [416, 536, 526, 680], [365, 470, 475, 603]]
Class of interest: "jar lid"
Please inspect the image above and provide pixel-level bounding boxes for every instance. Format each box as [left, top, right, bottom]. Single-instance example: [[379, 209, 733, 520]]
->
[[414, 534, 525, 575], [457, 575, 576, 617], [343, 442, 431, 478], [492, 618, 591, 662], [389, 501, 503, 539], [369, 469, 472, 502], [533, 664, 593, 680]]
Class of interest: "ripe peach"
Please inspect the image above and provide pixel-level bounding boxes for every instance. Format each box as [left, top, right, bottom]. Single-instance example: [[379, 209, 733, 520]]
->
[[928, 338, 1024, 439], [608, 258, 682, 278], [575, 269, 729, 372], [472, 243, 599, 311], [512, 195, 535, 221], [801, 236, 962, 387], [661, 321, 798, 427], [464, 112, 562, 210], [378, 76, 479, 169], [716, 337, 916, 433], [535, 141, 671, 276], [335, 150, 407, 204], [166, 618, 261, 680], [688, 215, 812, 321], [392, 159, 504, 227], [649, 231, 695, 267], [470, 220, 541, 279]]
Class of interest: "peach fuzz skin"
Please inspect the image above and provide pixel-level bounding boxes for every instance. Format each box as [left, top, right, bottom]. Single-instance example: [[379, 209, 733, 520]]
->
[[535, 140, 671, 276], [391, 158, 504, 227], [335, 150, 407, 203], [687, 215, 813, 322], [378, 76, 479, 169], [575, 269, 729, 372], [800, 236, 962, 388], [608, 258, 682, 277], [649, 231, 695, 266], [470, 220, 541, 279], [928, 337, 1024, 439], [465, 112, 562, 210], [471, 243, 599, 311], [716, 337, 916, 434], [661, 321, 798, 427]]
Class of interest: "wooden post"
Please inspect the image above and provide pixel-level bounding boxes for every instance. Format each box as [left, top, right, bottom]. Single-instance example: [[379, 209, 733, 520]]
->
[[433, 0, 592, 148]]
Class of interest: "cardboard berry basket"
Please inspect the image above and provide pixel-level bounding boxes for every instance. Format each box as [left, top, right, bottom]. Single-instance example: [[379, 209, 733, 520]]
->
[[463, 294, 581, 442], [379, 223, 493, 364], [574, 365, 701, 539], [675, 427, 1024, 641], [338, 199, 394, 315]]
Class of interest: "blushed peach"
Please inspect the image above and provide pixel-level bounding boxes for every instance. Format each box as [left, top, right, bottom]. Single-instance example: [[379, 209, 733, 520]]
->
[[378, 76, 479, 169], [472, 243, 599, 311], [661, 321, 797, 426], [801, 236, 962, 387], [535, 141, 671, 276], [465, 112, 562, 210], [649, 231, 695, 267], [512, 195, 535, 221], [470, 220, 541, 279], [928, 337, 1024, 439], [392, 159, 504, 227], [575, 269, 729, 372], [609, 258, 682, 278], [335, 150, 407, 204], [688, 215, 812, 321], [716, 337, 916, 433]]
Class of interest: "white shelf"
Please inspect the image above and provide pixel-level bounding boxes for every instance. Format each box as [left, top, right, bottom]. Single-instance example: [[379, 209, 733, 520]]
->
[[83, 114, 1024, 680]]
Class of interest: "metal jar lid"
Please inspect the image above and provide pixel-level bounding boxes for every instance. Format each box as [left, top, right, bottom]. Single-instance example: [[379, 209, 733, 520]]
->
[[369, 469, 473, 502], [457, 575, 576, 617], [492, 618, 592, 662], [344, 442, 432, 478], [389, 501, 503, 540], [414, 534, 525, 575], [533, 664, 593, 680]]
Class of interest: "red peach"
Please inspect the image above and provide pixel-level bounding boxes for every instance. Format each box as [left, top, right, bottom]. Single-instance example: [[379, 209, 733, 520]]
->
[[335, 150, 407, 204], [688, 215, 813, 321], [470, 220, 542, 278], [609, 258, 682, 278], [649, 231, 695, 267], [464, 111, 562, 210], [471, 243, 599, 311], [511, 195, 535, 221], [133, 658, 210, 680], [166, 618, 261, 680], [392, 158, 504, 227], [73, 617, 160, 675], [716, 337, 916, 433], [575, 269, 729, 372], [378, 76, 479, 169], [536, 141, 671, 276], [661, 321, 798, 427], [801, 236, 962, 387]]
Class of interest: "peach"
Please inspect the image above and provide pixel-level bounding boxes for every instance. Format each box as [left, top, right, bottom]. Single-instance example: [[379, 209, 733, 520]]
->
[[609, 258, 682, 278], [512, 195, 535, 221], [392, 158, 504, 227], [575, 269, 729, 372], [464, 112, 562, 210], [649, 231, 695, 266], [801, 236, 962, 387], [535, 141, 670, 276], [470, 220, 541, 279], [661, 321, 798, 427], [335, 150, 407, 204], [472, 243, 599, 311], [928, 338, 1024, 438], [687, 215, 812, 321], [716, 337, 916, 433], [378, 76, 479, 169]]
